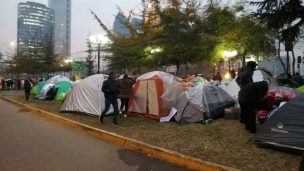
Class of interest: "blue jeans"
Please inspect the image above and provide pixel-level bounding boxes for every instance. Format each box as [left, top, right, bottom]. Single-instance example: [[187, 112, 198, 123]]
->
[[101, 98, 119, 123]]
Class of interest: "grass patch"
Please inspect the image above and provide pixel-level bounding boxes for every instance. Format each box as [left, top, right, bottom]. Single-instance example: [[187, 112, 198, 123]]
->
[[6, 94, 302, 171]]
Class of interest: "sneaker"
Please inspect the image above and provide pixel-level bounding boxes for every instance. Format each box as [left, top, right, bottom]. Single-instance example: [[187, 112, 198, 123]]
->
[[123, 114, 127, 118], [204, 119, 213, 124]]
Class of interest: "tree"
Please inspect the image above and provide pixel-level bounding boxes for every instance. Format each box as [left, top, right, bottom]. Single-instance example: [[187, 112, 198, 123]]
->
[[90, 0, 276, 75], [251, 0, 304, 74], [150, 0, 210, 74], [91, 9, 152, 73], [86, 37, 95, 76], [40, 40, 59, 74], [5, 35, 62, 76], [204, 5, 276, 66]]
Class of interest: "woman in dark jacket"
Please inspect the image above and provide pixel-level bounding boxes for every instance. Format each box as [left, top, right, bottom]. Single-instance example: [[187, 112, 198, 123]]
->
[[118, 74, 134, 117]]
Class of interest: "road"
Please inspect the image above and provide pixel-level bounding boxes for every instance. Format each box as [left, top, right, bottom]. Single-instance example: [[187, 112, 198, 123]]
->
[[0, 96, 190, 171]]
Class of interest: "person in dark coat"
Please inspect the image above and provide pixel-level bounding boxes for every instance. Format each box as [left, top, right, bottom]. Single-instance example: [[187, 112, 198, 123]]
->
[[236, 61, 257, 123], [99, 72, 119, 125], [238, 80, 269, 133], [213, 72, 222, 82], [118, 74, 134, 117], [24, 79, 31, 101], [299, 153, 304, 171], [17, 78, 21, 90], [236, 61, 257, 89], [1, 79, 5, 90], [230, 69, 236, 79]]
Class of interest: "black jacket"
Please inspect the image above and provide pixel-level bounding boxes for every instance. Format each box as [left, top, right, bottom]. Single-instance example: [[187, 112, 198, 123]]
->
[[102, 79, 119, 99], [238, 81, 269, 104], [236, 66, 254, 89], [24, 80, 31, 92]]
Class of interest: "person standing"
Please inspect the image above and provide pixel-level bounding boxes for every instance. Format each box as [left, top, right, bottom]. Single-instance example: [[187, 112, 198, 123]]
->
[[236, 61, 257, 88], [24, 79, 31, 101], [236, 61, 257, 123], [238, 81, 269, 133], [213, 72, 222, 82], [118, 74, 134, 117], [17, 78, 21, 90], [99, 72, 119, 125], [1, 79, 5, 90], [299, 153, 304, 171]]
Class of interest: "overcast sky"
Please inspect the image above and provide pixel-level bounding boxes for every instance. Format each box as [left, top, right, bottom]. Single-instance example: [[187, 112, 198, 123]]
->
[[0, 0, 302, 59], [0, 0, 141, 57]]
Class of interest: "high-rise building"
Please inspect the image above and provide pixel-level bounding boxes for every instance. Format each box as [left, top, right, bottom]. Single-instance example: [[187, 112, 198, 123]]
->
[[48, 0, 71, 56], [17, 1, 54, 53], [113, 12, 143, 36], [113, 12, 130, 35]]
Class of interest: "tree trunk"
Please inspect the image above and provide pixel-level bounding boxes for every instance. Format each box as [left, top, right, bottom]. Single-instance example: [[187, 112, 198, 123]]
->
[[242, 49, 247, 67], [292, 49, 296, 75], [277, 40, 287, 73], [176, 63, 180, 76], [286, 51, 290, 75]]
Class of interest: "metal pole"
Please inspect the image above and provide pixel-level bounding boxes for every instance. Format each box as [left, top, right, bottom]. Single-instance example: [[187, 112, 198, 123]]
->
[[97, 43, 100, 74], [228, 58, 231, 72]]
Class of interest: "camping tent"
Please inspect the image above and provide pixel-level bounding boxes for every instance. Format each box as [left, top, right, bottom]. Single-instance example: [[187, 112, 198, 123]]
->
[[175, 83, 235, 123], [55, 81, 72, 101], [35, 75, 72, 100], [191, 76, 208, 86], [297, 85, 304, 92], [46, 75, 71, 84], [30, 81, 45, 95], [36, 83, 55, 100], [223, 69, 279, 100], [129, 71, 185, 120], [254, 93, 304, 153], [60, 74, 114, 116]]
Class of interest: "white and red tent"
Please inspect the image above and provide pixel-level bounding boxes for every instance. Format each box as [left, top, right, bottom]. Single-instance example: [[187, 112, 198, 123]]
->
[[129, 71, 185, 120]]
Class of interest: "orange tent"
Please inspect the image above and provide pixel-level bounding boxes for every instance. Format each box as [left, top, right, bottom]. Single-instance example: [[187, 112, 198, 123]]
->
[[184, 75, 194, 82], [129, 71, 185, 120]]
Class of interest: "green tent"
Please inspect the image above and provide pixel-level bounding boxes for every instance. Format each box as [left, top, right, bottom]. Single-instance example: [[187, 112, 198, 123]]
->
[[192, 76, 208, 86], [55, 81, 72, 101], [297, 85, 304, 92], [30, 81, 45, 95]]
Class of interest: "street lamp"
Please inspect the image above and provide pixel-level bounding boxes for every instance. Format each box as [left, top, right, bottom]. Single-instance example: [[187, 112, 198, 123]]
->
[[89, 34, 110, 74], [63, 58, 73, 78]]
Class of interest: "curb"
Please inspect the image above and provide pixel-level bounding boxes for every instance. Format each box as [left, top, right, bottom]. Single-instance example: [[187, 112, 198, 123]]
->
[[0, 96, 239, 171]]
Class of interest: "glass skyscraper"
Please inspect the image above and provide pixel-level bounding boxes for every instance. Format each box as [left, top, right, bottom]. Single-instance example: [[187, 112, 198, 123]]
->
[[17, 1, 54, 53], [48, 0, 71, 56]]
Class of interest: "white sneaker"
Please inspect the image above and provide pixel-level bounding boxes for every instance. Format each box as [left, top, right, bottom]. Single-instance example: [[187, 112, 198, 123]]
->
[[123, 114, 127, 118]]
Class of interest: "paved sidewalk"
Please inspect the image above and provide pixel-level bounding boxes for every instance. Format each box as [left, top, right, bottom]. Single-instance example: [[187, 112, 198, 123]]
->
[[0, 98, 189, 171]]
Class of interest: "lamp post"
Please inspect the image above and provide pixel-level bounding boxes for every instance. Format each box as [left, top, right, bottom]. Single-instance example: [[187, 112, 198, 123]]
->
[[64, 58, 73, 78], [89, 34, 109, 74]]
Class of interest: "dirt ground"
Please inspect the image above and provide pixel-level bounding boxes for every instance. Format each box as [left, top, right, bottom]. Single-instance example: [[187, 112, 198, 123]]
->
[[5, 94, 302, 171]]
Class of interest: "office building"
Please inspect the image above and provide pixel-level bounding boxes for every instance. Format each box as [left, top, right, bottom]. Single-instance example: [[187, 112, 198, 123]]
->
[[17, 1, 54, 53], [113, 12, 143, 36], [48, 0, 71, 56]]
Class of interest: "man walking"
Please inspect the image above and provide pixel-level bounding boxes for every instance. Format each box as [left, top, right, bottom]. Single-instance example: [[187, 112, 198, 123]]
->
[[99, 72, 119, 125], [24, 79, 31, 101]]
